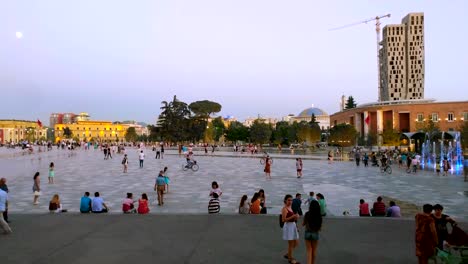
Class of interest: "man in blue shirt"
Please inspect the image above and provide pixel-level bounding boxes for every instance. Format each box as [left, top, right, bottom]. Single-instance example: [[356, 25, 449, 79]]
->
[[91, 192, 109, 213], [291, 193, 303, 216], [80, 192, 92, 213]]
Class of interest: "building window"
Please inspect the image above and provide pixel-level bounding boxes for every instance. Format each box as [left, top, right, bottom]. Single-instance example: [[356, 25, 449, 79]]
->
[[431, 113, 439, 122], [417, 114, 424, 122], [447, 113, 454, 122], [463, 112, 468, 121]]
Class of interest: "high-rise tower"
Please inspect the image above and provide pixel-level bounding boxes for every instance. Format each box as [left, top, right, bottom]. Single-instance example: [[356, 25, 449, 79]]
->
[[379, 13, 425, 101]]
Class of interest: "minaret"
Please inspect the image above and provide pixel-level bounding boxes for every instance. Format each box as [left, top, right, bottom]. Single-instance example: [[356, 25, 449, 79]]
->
[[340, 95, 346, 111]]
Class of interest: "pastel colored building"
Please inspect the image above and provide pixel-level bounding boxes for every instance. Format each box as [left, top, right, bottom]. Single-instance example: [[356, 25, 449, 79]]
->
[[0, 120, 48, 143], [55, 120, 129, 142]]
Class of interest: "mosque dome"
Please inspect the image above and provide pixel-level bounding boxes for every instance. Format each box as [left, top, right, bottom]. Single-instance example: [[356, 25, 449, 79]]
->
[[298, 106, 328, 117]]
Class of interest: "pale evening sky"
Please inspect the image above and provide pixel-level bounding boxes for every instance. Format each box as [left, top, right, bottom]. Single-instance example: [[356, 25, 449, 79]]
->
[[0, 0, 467, 125]]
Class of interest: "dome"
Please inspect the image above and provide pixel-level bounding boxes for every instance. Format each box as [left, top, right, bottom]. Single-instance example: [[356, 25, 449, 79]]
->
[[298, 107, 328, 117]]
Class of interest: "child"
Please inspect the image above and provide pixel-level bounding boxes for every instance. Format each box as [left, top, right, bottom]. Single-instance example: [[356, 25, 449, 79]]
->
[[304, 192, 316, 205], [208, 193, 220, 214], [48, 162, 55, 184], [209, 181, 222, 198], [436, 160, 441, 176]]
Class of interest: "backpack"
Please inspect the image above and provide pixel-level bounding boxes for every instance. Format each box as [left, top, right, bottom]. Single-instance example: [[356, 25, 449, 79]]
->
[[279, 214, 284, 228]]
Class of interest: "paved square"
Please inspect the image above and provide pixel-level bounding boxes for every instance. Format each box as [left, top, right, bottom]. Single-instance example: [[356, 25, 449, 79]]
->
[[1, 147, 467, 221]]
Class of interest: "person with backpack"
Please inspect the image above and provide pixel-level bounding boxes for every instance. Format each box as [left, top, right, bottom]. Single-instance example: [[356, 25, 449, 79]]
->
[[122, 154, 128, 173]]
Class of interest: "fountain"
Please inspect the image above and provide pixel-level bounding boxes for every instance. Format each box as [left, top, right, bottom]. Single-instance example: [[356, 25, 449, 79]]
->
[[419, 131, 464, 174]]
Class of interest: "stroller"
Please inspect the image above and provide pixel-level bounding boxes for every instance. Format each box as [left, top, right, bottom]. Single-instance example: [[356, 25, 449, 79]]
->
[[436, 224, 468, 264]]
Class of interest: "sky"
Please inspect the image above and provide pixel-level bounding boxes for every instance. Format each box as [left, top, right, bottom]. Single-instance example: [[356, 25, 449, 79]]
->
[[1, 0, 467, 125]]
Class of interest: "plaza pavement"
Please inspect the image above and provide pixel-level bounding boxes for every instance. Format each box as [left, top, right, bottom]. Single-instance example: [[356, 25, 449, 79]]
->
[[0, 147, 467, 220], [3, 214, 461, 264]]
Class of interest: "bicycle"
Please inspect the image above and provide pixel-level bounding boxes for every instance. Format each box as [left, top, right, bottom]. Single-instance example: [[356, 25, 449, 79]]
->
[[406, 165, 418, 174], [259, 153, 273, 165], [380, 164, 392, 174], [182, 160, 199, 171]]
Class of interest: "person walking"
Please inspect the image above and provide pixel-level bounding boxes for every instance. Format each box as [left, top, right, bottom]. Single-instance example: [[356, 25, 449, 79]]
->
[[0, 187, 12, 234], [163, 167, 170, 193], [363, 153, 369, 167], [296, 158, 303, 178], [155, 171, 166, 206], [442, 158, 450, 176], [327, 150, 333, 164], [355, 151, 361, 166], [0, 178, 9, 223], [122, 154, 129, 173], [155, 147, 161, 159], [160, 144, 165, 159], [238, 195, 251, 214], [33, 172, 41, 205], [264, 156, 272, 179], [303, 200, 322, 264], [282, 194, 300, 264], [48, 162, 55, 184], [139, 150, 145, 168], [415, 204, 438, 264]]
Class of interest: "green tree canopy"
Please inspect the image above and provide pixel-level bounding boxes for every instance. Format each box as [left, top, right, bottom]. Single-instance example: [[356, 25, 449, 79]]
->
[[296, 121, 321, 144], [460, 121, 468, 150], [157, 95, 192, 142], [189, 100, 222, 119], [328, 123, 357, 147], [125, 127, 138, 142], [249, 119, 273, 144], [63, 127, 72, 138], [225, 121, 249, 143], [345, 96, 357, 109], [416, 115, 441, 140]]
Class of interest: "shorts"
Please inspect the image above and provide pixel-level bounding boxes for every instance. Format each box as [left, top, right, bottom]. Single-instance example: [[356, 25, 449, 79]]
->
[[304, 230, 320, 241], [297, 169, 302, 172], [157, 185, 165, 192]]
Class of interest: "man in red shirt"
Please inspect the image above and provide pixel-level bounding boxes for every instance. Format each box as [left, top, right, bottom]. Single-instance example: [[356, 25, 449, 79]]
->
[[371, 196, 386, 216]]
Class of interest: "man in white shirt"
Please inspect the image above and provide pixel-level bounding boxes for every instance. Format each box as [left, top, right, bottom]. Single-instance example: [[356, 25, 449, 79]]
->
[[0, 189, 12, 234], [139, 150, 145, 168]]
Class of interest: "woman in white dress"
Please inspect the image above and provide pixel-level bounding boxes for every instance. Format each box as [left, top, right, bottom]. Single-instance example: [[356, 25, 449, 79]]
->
[[282, 194, 300, 264]]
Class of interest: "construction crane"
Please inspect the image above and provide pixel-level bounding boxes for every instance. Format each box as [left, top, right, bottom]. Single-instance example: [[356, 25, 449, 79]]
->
[[329, 14, 391, 101]]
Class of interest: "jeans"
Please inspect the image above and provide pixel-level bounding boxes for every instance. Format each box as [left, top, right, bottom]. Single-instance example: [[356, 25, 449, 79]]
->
[[140, 160, 144, 168]]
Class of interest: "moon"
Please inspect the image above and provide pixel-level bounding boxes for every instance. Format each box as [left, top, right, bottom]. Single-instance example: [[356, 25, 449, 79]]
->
[[16, 32, 23, 39]]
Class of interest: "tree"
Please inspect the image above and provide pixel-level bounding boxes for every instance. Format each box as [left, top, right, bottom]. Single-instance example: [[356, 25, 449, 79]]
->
[[157, 95, 192, 142], [249, 119, 273, 144], [125, 127, 138, 142], [225, 121, 249, 143], [328, 123, 357, 147], [63, 127, 72, 139], [416, 115, 440, 140], [296, 121, 321, 144], [211, 117, 225, 142], [189, 100, 222, 119], [382, 128, 401, 146], [345, 96, 357, 109], [272, 121, 291, 145]]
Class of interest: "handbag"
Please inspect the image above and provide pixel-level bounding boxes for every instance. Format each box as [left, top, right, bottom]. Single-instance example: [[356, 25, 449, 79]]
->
[[279, 214, 284, 228], [34, 191, 41, 196]]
